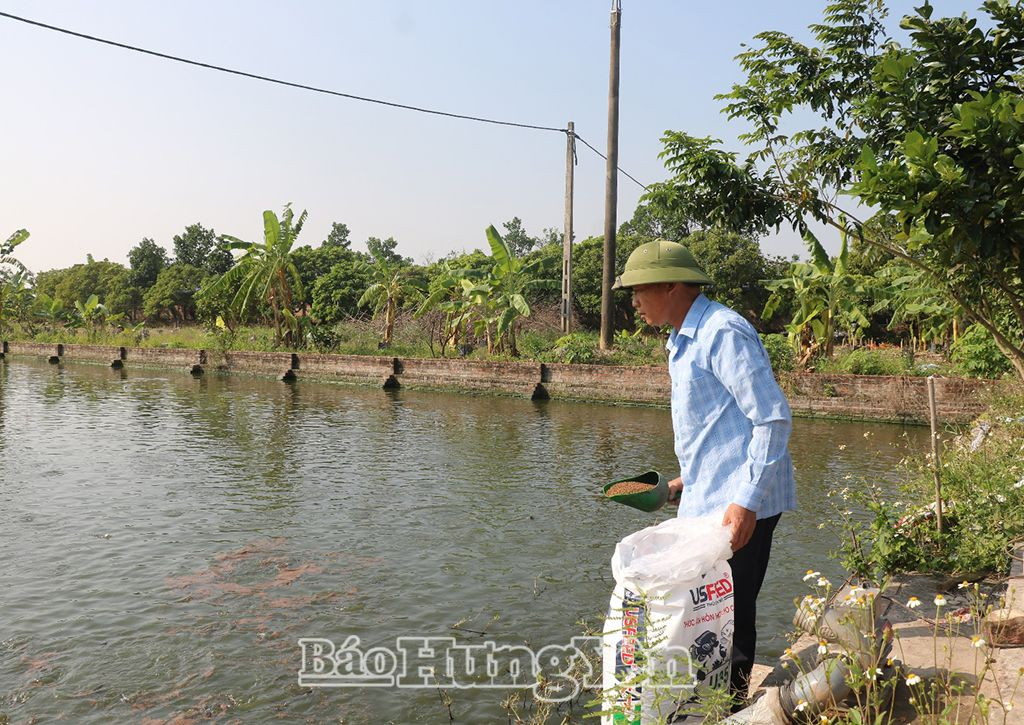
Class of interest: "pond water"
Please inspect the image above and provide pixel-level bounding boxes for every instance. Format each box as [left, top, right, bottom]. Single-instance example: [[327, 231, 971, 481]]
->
[[0, 358, 929, 723]]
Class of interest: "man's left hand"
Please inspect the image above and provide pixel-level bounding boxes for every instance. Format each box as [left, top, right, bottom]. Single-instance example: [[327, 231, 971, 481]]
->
[[722, 503, 756, 552]]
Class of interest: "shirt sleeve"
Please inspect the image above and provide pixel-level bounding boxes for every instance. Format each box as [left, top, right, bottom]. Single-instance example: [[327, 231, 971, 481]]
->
[[708, 321, 792, 512]]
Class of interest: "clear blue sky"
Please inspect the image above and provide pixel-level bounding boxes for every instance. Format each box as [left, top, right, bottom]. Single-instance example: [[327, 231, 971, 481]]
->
[[0, 0, 978, 273]]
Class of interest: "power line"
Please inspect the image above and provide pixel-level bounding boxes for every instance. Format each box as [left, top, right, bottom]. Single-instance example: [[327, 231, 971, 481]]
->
[[0, 10, 564, 133], [575, 134, 649, 191], [0, 9, 650, 189]]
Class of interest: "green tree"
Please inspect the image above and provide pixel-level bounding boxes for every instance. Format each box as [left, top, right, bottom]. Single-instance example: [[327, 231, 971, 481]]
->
[[358, 249, 421, 347], [365, 236, 409, 266], [309, 257, 375, 324], [143, 263, 206, 322], [128, 237, 169, 288], [763, 226, 870, 361], [617, 200, 694, 242], [500, 217, 538, 258], [105, 268, 143, 320], [0, 230, 31, 334], [647, 0, 1024, 377], [218, 204, 307, 347], [415, 261, 480, 355], [483, 225, 555, 355], [74, 294, 113, 339], [1, 229, 29, 277], [291, 243, 361, 303], [173, 223, 232, 275], [35, 258, 130, 313], [31, 293, 77, 334], [323, 222, 351, 249], [684, 228, 787, 326]]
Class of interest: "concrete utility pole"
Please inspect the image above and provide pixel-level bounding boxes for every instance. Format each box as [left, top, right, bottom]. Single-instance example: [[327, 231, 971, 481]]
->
[[600, 0, 622, 351], [561, 121, 575, 334]]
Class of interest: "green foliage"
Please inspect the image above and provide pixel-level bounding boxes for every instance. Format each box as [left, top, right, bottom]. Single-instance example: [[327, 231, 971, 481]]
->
[[759, 333, 795, 372], [34, 258, 133, 319], [218, 204, 308, 347], [951, 324, 1014, 379], [415, 227, 555, 357], [358, 241, 421, 347], [322, 222, 351, 249], [195, 274, 242, 329], [832, 391, 1024, 579], [143, 263, 206, 322], [127, 237, 169, 288], [2, 229, 30, 276], [292, 243, 363, 305], [1, 230, 32, 335], [815, 348, 912, 376], [651, 0, 1024, 378], [500, 216, 537, 257], [309, 257, 375, 324], [544, 332, 596, 364], [763, 225, 870, 362], [365, 236, 408, 265], [173, 223, 232, 275], [684, 228, 787, 325], [571, 234, 645, 328]]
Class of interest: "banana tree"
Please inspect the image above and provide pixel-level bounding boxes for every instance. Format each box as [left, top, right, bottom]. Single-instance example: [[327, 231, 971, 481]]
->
[[763, 225, 869, 362], [74, 294, 115, 341], [0, 270, 33, 336], [483, 225, 554, 356], [32, 293, 79, 334], [0, 229, 32, 334], [358, 253, 421, 347], [219, 204, 306, 347], [1, 229, 29, 275], [868, 265, 957, 350], [415, 262, 481, 355]]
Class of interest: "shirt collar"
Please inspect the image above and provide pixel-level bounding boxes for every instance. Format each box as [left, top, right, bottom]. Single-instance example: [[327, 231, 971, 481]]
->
[[665, 293, 711, 354], [679, 293, 711, 339]]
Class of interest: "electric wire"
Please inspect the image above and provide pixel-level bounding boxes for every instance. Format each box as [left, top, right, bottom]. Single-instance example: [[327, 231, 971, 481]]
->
[[577, 133, 647, 189], [0, 9, 650, 189]]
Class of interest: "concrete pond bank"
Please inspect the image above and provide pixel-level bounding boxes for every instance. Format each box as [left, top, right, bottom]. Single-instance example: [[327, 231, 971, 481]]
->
[[1, 340, 1005, 424]]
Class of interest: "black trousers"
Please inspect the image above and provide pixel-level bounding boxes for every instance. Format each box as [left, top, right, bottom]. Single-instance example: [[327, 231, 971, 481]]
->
[[727, 513, 781, 699]]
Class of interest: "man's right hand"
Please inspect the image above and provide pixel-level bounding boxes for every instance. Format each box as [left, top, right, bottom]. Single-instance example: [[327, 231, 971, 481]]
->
[[667, 476, 683, 505]]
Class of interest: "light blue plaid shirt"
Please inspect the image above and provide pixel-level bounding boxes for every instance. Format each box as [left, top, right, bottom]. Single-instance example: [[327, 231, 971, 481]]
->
[[667, 294, 796, 519]]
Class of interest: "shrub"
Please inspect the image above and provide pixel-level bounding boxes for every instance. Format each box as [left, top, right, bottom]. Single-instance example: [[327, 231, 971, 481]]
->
[[839, 348, 911, 376], [760, 333, 795, 372], [816, 348, 911, 376], [544, 332, 597, 364], [951, 324, 1012, 379]]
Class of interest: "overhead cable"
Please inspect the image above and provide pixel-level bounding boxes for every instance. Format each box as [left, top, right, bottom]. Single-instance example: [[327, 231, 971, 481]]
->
[[0, 10, 649, 188]]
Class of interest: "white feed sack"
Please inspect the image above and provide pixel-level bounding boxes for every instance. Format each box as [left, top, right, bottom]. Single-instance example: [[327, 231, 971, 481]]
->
[[602, 515, 735, 724]]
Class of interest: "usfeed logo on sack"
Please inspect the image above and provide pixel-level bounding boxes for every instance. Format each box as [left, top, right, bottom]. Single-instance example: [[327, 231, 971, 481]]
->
[[687, 573, 733, 611]]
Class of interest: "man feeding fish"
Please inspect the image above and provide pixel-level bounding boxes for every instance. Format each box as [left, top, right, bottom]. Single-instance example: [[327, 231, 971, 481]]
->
[[612, 239, 797, 707]]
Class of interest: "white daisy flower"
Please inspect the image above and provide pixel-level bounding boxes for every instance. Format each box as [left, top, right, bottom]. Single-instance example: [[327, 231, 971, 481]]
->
[[906, 596, 922, 609], [934, 594, 947, 607], [906, 674, 922, 686]]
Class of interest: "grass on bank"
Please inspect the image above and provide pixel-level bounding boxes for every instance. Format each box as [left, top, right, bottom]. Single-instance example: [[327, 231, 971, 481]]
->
[[829, 385, 1024, 580]]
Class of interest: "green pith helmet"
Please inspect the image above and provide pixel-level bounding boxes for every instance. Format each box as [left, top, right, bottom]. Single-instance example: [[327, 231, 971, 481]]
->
[[612, 239, 713, 290]]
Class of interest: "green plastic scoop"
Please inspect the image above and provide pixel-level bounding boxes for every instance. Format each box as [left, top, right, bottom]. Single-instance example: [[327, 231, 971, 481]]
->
[[602, 470, 669, 512]]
